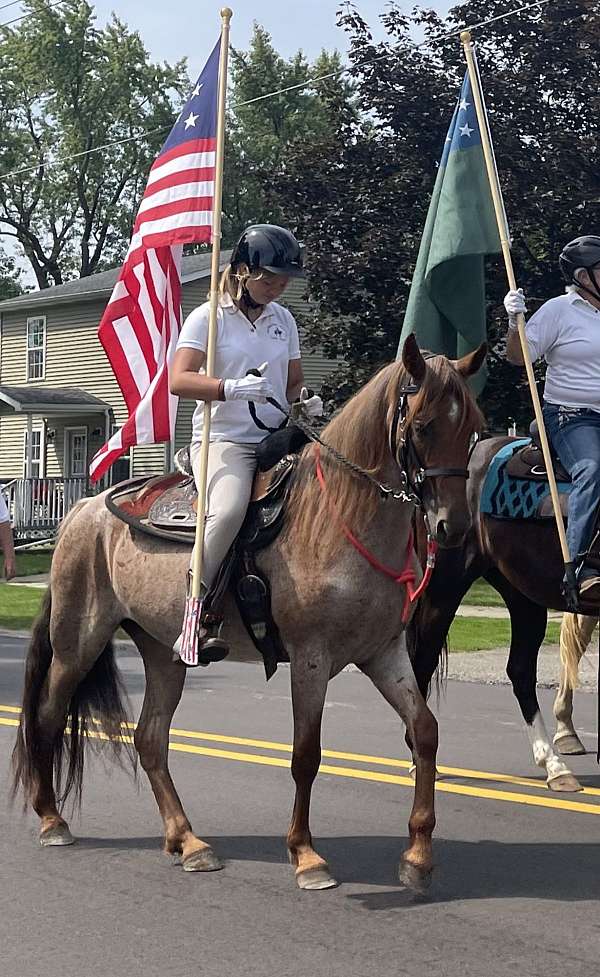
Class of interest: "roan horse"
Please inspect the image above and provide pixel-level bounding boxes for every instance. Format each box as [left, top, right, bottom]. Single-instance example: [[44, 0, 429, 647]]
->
[[12, 337, 484, 892], [407, 434, 596, 794]]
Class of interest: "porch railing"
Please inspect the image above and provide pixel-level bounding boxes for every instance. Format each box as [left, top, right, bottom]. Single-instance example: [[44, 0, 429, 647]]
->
[[2, 477, 90, 537]]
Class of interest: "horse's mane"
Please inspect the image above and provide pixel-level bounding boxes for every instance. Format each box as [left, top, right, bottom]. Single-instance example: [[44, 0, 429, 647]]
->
[[283, 355, 482, 564]]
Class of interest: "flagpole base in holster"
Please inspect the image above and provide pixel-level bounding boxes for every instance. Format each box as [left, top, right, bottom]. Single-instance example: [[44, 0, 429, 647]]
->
[[173, 571, 229, 667]]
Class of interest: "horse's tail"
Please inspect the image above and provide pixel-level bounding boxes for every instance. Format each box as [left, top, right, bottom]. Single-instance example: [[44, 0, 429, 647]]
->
[[12, 586, 135, 811], [559, 612, 597, 692]]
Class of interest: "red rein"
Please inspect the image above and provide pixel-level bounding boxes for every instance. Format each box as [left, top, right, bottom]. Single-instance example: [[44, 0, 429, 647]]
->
[[314, 446, 437, 623]]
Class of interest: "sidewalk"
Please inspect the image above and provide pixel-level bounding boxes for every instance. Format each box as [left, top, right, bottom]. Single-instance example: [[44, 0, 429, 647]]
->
[[7, 574, 47, 588]]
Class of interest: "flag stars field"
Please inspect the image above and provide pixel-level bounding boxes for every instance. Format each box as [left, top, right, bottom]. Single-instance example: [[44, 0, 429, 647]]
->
[[184, 111, 199, 129]]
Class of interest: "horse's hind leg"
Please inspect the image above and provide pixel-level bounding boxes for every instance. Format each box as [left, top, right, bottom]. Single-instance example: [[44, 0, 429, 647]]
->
[[553, 613, 595, 755], [129, 626, 222, 872], [488, 571, 582, 792], [286, 658, 337, 891], [360, 637, 437, 893]]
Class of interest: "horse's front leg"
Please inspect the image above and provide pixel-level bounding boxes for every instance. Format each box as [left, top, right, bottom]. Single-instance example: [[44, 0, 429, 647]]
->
[[286, 656, 337, 890], [553, 613, 594, 755], [499, 590, 583, 792], [360, 636, 437, 894], [131, 629, 222, 872]]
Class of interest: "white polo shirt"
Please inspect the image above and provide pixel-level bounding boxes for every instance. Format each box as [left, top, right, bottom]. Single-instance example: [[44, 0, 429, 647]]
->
[[176, 295, 301, 443], [525, 290, 600, 411], [0, 491, 9, 524]]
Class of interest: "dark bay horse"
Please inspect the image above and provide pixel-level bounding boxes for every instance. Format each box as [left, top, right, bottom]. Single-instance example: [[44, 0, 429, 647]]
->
[[12, 337, 484, 892], [408, 434, 593, 793]]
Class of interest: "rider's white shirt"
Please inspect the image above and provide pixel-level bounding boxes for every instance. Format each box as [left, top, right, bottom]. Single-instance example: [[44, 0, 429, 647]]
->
[[176, 295, 301, 443], [0, 491, 9, 524], [525, 290, 600, 411]]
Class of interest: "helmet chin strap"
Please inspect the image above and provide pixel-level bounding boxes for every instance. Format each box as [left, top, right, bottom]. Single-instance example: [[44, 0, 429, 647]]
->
[[575, 269, 600, 305], [240, 284, 264, 312]]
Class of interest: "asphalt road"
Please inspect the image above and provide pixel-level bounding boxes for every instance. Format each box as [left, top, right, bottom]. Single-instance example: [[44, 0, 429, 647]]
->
[[2, 632, 600, 977]]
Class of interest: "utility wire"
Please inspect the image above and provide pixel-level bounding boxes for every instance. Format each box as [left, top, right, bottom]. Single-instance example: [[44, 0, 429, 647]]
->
[[1, 0, 66, 28], [0, 0, 567, 183]]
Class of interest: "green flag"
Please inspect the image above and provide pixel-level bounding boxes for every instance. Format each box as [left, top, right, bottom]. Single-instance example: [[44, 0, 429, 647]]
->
[[399, 73, 501, 391]]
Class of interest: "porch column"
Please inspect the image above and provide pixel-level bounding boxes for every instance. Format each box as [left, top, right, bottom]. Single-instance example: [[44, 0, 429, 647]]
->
[[25, 413, 33, 479]]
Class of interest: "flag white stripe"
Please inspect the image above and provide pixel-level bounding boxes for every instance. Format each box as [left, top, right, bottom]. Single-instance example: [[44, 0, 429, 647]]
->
[[130, 210, 213, 251], [113, 316, 152, 396], [133, 260, 162, 362], [147, 150, 216, 186], [138, 180, 215, 215]]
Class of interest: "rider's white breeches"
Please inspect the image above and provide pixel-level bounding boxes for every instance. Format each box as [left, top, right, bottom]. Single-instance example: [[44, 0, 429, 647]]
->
[[190, 440, 257, 590]]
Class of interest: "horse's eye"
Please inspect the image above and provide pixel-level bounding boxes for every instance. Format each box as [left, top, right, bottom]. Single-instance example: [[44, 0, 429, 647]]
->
[[413, 421, 431, 438]]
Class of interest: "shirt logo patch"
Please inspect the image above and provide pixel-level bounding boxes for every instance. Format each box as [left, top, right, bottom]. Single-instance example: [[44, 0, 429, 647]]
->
[[267, 322, 286, 342]]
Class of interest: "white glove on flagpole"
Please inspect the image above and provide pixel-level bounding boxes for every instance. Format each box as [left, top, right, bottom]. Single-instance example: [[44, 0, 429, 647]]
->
[[223, 374, 274, 403], [299, 386, 324, 418], [504, 288, 527, 329]]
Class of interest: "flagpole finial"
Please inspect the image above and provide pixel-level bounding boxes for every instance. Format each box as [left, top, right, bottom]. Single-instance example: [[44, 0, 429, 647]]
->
[[460, 30, 472, 43], [221, 7, 233, 20]]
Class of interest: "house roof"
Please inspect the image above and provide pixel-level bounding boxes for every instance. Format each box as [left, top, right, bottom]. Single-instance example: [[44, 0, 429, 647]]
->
[[0, 249, 233, 312], [0, 385, 112, 415]]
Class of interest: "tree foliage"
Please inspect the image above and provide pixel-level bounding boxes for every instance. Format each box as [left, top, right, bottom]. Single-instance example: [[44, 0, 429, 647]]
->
[[272, 0, 600, 429], [0, 245, 23, 299], [222, 23, 354, 246], [0, 0, 187, 288]]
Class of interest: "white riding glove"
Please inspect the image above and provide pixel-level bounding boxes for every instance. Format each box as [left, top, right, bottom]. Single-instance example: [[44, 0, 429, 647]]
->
[[504, 288, 527, 329], [223, 374, 274, 404], [299, 386, 324, 418]]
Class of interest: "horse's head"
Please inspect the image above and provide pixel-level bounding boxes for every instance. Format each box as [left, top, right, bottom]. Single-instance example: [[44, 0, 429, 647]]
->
[[396, 334, 486, 548]]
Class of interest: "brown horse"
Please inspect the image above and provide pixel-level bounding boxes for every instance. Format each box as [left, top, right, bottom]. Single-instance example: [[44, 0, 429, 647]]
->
[[12, 337, 484, 891], [407, 434, 593, 793]]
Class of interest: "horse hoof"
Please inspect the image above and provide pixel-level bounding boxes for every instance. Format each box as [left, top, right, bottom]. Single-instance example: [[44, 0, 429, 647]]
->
[[547, 773, 583, 793], [40, 824, 75, 847], [399, 861, 432, 895], [182, 847, 223, 872], [296, 866, 338, 891], [553, 734, 587, 756]]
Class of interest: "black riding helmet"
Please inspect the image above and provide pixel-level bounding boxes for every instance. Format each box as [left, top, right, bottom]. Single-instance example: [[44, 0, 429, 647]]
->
[[559, 235, 600, 301], [231, 224, 304, 278]]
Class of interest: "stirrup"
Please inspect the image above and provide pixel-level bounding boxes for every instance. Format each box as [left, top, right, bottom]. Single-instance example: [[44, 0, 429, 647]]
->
[[183, 614, 229, 668]]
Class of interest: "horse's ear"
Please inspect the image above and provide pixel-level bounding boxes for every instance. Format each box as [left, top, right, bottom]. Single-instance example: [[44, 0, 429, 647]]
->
[[401, 333, 426, 385], [456, 342, 487, 378]]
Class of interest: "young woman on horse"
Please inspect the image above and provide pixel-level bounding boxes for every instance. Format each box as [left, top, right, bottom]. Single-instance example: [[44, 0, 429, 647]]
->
[[170, 224, 323, 665], [505, 235, 600, 601]]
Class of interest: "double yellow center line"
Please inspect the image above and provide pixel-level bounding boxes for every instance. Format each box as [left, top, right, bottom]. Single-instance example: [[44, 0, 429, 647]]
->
[[1, 703, 599, 816]]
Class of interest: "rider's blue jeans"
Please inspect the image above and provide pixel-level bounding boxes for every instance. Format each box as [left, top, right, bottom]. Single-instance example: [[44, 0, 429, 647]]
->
[[543, 403, 600, 575]]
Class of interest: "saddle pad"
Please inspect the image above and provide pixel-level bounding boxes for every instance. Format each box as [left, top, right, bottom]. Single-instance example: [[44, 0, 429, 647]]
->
[[480, 438, 572, 520]]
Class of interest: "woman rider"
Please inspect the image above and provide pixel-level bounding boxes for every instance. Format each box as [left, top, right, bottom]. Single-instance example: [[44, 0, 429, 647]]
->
[[504, 235, 600, 601], [170, 224, 323, 665]]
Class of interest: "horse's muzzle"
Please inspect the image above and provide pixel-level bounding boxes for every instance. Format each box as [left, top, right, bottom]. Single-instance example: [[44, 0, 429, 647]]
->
[[434, 516, 471, 549]]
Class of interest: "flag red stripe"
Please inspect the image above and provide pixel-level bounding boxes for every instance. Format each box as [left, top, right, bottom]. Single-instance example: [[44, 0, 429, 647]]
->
[[150, 137, 216, 171]]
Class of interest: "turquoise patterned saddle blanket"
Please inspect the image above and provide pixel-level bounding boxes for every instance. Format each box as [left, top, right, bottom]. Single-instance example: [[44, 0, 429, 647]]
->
[[480, 439, 572, 521]]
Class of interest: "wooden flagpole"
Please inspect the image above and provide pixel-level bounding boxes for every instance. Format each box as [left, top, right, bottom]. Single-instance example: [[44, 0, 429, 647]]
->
[[460, 30, 577, 606], [190, 9, 232, 601]]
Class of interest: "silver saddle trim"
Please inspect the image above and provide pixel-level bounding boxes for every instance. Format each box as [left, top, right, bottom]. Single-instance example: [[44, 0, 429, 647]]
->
[[149, 478, 197, 530]]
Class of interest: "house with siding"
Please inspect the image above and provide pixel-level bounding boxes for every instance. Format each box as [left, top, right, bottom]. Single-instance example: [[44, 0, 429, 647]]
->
[[0, 250, 333, 537]]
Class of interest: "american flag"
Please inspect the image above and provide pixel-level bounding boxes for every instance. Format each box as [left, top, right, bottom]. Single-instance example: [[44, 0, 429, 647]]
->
[[89, 39, 221, 483]]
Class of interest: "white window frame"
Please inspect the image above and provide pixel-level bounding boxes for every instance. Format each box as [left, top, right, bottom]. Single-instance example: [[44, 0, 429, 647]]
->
[[25, 315, 46, 382], [64, 426, 88, 479], [22, 424, 45, 478]]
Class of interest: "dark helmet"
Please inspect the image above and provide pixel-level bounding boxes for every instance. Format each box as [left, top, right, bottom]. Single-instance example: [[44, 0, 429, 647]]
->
[[231, 224, 304, 278], [559, 235, 600, 283]]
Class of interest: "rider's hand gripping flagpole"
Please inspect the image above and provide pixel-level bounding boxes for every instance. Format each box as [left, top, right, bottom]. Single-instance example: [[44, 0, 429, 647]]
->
[[177, 8, 233, 663], [460, 30, 578, 610]]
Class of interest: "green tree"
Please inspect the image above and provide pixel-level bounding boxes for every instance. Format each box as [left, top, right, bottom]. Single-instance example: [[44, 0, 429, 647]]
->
[[0, 245, 23, 299], [222, 23, 353, 246], [273, 1, 600, 429], [0, 0, 187, 288]]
